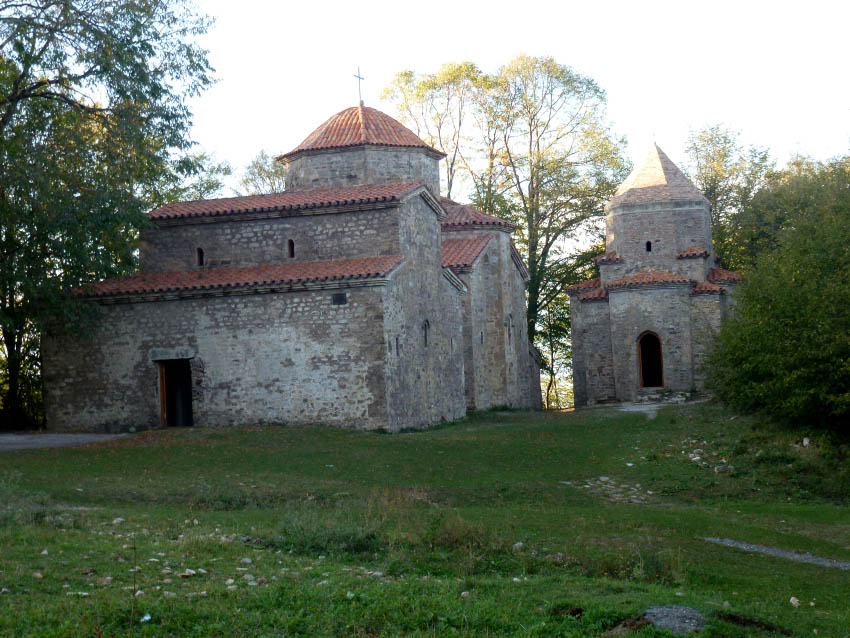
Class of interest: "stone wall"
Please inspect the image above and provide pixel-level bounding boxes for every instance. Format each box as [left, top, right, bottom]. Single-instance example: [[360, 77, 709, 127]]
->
[[604, 200, 712, 278], [381, 197, 466, 429], [42, 285, 390, 431], [569, 298, 615, 406], [690, 294, 724, 391], [286, 146, 441, 194], [140, 206, 402, 272], [607, 286, 696, 400]]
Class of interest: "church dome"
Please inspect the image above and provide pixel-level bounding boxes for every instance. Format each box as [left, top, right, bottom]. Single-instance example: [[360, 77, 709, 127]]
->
[[282, 104, 445, 159], [609, 144, 706, 207]]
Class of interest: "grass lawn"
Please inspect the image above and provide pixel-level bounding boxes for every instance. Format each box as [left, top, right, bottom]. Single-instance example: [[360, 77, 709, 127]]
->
[[1, 402, 848, 636]]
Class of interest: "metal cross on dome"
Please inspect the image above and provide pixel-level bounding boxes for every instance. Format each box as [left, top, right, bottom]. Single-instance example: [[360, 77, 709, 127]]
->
[[354, 67, 365, 105]]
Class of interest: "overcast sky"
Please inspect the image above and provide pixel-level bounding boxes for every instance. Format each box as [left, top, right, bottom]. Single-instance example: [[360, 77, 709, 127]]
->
[[188, 0, 850, 195]]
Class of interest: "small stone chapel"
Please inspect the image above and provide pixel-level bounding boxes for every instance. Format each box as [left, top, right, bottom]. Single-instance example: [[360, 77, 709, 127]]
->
[[43, 104, 542, 432], [566, 145, 740, 406]]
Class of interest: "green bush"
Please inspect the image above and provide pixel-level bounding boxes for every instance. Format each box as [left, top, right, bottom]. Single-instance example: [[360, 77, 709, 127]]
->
[[709, 157, 850, 433]]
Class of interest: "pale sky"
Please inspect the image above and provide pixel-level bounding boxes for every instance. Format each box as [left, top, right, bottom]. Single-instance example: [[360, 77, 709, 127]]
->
[[189, 0, 850, 196]]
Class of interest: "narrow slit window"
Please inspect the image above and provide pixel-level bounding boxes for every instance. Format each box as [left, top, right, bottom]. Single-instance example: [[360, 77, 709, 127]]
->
[[395, 336, 400, 355], [196, 247, 205, 266], [480, 331, 484, 344], [422, 320, 430, 348], [288, 239, 295, 258], [646, 241, 652, 252]]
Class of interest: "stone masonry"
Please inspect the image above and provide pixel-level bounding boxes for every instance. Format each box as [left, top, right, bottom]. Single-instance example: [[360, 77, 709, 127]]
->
[[566, 145, 740, 406], [43, 104, 541, 431]]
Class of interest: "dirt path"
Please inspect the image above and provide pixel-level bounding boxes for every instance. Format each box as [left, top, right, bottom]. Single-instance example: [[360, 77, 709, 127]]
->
[[0, 433, 128, 452], [703, 537, 850, 570]]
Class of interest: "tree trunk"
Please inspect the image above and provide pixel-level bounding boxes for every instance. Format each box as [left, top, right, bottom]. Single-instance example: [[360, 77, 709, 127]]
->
[[1, 325, 24, 430]]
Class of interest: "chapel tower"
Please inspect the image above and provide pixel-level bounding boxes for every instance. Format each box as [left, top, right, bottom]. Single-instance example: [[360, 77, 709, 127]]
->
[[566, 145, 740, 406]]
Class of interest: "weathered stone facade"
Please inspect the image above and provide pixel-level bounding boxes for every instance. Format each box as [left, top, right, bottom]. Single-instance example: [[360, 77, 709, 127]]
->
[[567, 145, 740, 406], [43, 105, 540, 432]]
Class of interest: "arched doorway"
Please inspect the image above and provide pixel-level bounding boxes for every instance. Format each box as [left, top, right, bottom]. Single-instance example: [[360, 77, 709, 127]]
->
[[638, 332, 663, 388]]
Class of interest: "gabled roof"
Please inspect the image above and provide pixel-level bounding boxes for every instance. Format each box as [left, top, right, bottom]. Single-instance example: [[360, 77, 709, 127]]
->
[[440, 198, 515, 231], [149, 182, 423, 221], [441, 235, 491, 270], [707, 266, 741, 284], [282, 105, 445, 158], [83, 256, 403, 298], [609, 145, 706, 207], [606, 269, 695, 289]]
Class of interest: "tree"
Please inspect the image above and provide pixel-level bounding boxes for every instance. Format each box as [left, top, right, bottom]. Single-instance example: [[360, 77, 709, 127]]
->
[[0, 0, 213, 428], [685, 125, 773, 270], [708, 156, 850, 432], [238, 150, 288, 195], [384, 56, 629, 345], [383, 63, 483, 199]]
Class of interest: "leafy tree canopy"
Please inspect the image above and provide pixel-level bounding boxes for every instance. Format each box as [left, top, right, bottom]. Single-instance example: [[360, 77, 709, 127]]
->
[[709, 156, 850, 432], [0, 0, 214, 427]]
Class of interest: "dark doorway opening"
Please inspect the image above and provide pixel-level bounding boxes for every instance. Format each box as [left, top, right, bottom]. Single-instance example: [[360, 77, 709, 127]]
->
[[158, 359, 193, 427], [638, 333, 663, 388]]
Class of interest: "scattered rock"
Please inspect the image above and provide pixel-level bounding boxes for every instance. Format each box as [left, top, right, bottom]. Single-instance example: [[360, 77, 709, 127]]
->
[[644, 606, 706, 636], [96, 576, 112, 585], [602, 616, 652, 636], [178, 569, 196, 578], [239, 557, 252, 565], [512, 542, 525, 551], [40, 548, 48, 555], [790, 596, 801, 607], [225, 578, 235, 585], [802, 437, 811, 448], [551, 606, 583, 618], [460, 591, 470, 598], [0, 587, 9, 594], [135, 589, 145, 597], [32, 572, 43, 580], [714, 465, 734, 473], [112, 517, 125, 525]]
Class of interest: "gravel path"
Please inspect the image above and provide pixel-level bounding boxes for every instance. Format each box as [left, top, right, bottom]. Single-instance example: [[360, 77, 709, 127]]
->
[[703, 537, 850, 570], [0, 433, 128, 452]]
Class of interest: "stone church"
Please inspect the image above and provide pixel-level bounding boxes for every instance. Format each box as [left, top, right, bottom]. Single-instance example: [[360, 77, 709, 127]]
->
[[566, 145, 740, 406], [43, 104, 542, 431]]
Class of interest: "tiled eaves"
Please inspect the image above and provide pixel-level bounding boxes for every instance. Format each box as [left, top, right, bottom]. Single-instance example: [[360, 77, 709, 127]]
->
[[678, 246, 711, 259], [80, 256, 404, 304], [607, 269, 696, 290], [692, 281, 725, 295], [565, 277, 601, 295], [149, 182, 424, 224], [595, 251, 623, 264], [707, 267, 742, 284]]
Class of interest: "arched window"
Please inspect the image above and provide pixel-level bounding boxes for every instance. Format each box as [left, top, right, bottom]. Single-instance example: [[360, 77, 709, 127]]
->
[[645, 241, 652, 252], [422, 320, 430, 347], [288, 239, 295, 258], [196, 247, 205, 266], [638, 332, 663, 388]]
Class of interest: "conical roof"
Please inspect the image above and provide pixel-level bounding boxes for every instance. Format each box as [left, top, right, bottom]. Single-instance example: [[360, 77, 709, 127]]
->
[[609, 144, 706, 207], [282, 105, 445, 158]]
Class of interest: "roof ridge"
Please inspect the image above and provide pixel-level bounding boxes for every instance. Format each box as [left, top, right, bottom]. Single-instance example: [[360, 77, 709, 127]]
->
[[357, 103, 367, 144]]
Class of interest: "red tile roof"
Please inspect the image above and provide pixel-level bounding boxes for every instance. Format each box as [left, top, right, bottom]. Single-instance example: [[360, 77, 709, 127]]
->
[[149, 182, 422, 221], [282, 105, 445, 158], [83, 256, 403, 298], [678, 245, 710, 259], [691, 281, 724, 295], [580, 287, 609, 301], [595, 251, 623, 264], [610, 145, 706, 207], [440, 198, 515, 230], [441, 235, 491, 270], [606, 269, 695, 289], [707, 267, 742, 284], [565, 277, 602, 294]]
